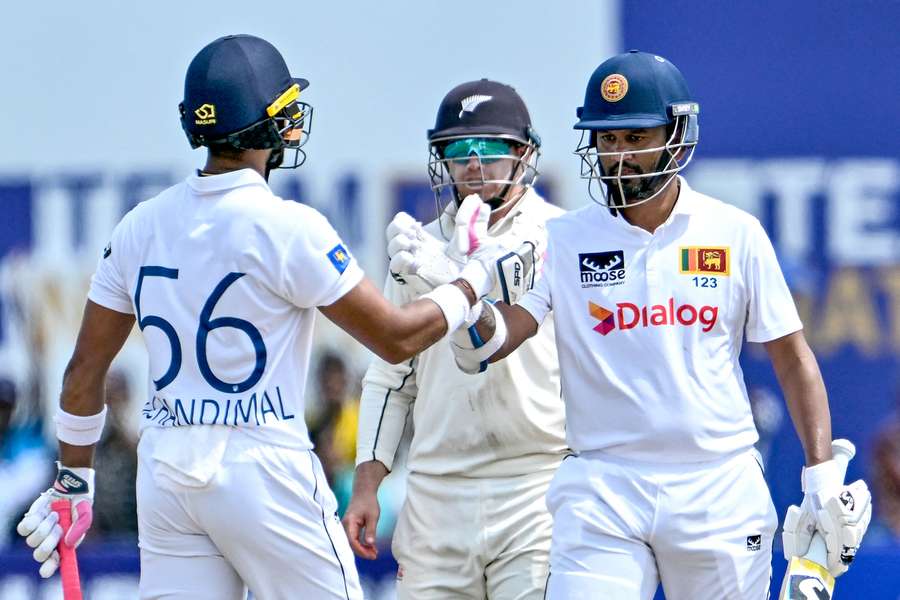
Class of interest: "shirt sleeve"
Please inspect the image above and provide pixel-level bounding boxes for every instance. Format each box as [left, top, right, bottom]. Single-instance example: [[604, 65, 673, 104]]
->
[[281, 208, 364, 308], [87, 215, 135, 314], [515, 231, 554, 327], [743, 219, 803, 343], [355, 273, 419, 471]]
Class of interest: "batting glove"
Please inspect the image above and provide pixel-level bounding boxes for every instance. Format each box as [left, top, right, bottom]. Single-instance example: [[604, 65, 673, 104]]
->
[[450, 301, 508, 374], [453, 195, 512, 299], [816, 479, 872, 577], [387, 213, 464, 297], [17, 462, 95, 578]]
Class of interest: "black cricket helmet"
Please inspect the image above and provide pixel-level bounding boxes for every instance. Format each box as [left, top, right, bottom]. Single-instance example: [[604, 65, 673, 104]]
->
[[574, 50, 699, 208], [427, 79, 541, 218], [179, 34, 313, 169]]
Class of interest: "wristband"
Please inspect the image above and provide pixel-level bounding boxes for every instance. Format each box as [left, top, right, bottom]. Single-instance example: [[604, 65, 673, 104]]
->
[[423, 284, 470, 332], [802, 458, 841, 493], [56, 406, 107, 446]]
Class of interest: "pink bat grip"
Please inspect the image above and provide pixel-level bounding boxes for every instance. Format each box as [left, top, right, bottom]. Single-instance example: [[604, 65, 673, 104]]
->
[[50, 499, 83, 600]]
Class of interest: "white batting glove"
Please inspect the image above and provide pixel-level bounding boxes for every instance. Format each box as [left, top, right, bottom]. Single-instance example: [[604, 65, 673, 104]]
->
[[450, 301, 508, 374], [17, 463, 95, 578], [783, 460, 841, 560], [453, 195, 512, 299], [387, 213, 464, 297], [816, 479, 872, 577]]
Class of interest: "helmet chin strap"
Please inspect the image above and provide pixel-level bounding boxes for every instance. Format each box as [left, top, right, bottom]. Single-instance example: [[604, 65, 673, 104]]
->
[[264, 147, 285, 181]]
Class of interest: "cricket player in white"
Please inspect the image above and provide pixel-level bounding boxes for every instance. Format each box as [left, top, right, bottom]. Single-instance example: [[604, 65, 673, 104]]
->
[[343, 80, 567, 599], [402, 51, 874, 599], [15, 35, 512, 600]]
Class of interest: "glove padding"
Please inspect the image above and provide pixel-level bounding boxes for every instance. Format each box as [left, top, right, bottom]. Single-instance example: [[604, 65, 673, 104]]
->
[[783, 458, 841, 563], [782, 458, 872, 578], [387, 213, 463, 297], [450, 301, 508, 374], [17, 463, 94, 578], [387, 196, 543, 304], [816, 479, 872, 577], [454, 195, 512, 299]]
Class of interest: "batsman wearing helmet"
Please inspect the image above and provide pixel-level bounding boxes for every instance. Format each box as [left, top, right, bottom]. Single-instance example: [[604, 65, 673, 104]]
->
[[14, 35, 513, 599], [343, 80, 567, 599], [439, 51, 874, 598]]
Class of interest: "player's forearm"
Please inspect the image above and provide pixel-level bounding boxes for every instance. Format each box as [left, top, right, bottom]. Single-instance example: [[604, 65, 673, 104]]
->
[[352, 460, 390, 496], [767, 334, 832, 465], [483, 302, 537, 363], [57, 357, 107, 468]]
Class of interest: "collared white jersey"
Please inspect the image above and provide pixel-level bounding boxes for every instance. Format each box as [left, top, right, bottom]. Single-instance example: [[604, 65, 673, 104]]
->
[[517, 178, 802, 463], [88, 169, 363, 450], [357, 189, 568, 478]]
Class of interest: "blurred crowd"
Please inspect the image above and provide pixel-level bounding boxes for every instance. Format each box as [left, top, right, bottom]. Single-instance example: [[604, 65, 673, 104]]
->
[[1, 364, 897, 557], [0, 349, 410, 556]]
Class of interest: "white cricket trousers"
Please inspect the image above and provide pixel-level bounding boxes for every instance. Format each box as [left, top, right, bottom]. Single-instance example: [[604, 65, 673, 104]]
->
[[393, 469, 556, 599], [136, 428, 363, 600], [545, 449, 777, 600]]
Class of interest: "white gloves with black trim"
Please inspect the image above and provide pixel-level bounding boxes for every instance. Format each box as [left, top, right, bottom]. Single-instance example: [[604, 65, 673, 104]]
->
[[17, 462, 95, 578], [782, 458, 872, 578], [387, 195, 536, 304]]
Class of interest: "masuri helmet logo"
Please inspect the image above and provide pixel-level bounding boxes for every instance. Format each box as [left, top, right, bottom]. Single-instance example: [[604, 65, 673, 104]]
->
[[194, 103, 217, 126]]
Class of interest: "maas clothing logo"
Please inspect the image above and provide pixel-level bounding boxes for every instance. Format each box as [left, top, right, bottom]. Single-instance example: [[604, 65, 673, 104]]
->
[[680, 246, 730, 275], [194, 103, 217, 126], [588, 298, 720, 336], [579, 251, 625, 288]]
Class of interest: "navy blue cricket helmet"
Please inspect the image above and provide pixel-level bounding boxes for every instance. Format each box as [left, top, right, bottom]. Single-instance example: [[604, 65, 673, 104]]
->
[[179, 34, 314, 169], [574, 50, 699, 208], [426, 79, 541, 218]]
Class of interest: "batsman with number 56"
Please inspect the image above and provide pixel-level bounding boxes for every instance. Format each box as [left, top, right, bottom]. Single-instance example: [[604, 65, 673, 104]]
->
[[395, 50, 876, 599], [15, 34, 511, 599]]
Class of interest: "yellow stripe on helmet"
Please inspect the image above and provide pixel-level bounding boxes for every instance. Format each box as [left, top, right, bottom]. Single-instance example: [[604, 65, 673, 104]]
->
[[266, 84, 301, 117]]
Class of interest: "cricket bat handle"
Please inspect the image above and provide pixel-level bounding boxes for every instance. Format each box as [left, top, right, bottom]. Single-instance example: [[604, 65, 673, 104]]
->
[[801, 439, 855, 565], [50, 499, 84, 600]]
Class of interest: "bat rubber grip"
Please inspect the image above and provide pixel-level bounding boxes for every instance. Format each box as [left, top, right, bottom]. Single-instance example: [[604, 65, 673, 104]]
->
[[830, 438, 855, 482], [50, 499, 83, 600]]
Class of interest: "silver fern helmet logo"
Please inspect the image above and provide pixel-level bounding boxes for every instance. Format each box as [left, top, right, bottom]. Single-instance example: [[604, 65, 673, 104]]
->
[[459, 94, 493, 118]]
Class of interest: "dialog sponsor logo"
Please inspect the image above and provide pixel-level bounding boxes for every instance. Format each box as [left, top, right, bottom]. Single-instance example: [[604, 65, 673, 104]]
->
[[589, 298, 719, 335]]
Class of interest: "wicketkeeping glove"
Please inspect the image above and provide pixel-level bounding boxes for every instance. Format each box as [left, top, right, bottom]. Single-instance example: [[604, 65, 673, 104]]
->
[[17, 462, 95, 578]]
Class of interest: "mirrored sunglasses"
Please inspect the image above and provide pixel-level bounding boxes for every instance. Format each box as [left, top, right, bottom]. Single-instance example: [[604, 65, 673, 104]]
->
[[443, 138, 514, 164]]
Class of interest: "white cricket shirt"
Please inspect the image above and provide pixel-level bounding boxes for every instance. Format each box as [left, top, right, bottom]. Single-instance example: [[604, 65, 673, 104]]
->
[[89, 169, 363, 450], [357, 189, 569, 478], [517, 177, 802, 462]]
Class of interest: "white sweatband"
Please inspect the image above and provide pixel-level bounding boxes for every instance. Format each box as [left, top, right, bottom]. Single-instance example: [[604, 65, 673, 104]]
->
[[802, 458, 842, 493], [56, 406, 108, 446], [459, 260, 492, 299], [423, 283, 470, 332]]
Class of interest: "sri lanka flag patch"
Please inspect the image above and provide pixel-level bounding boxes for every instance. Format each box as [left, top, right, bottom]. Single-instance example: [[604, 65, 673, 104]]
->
[[679, 246, 730, 276], [327, 244, 351, 274]]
